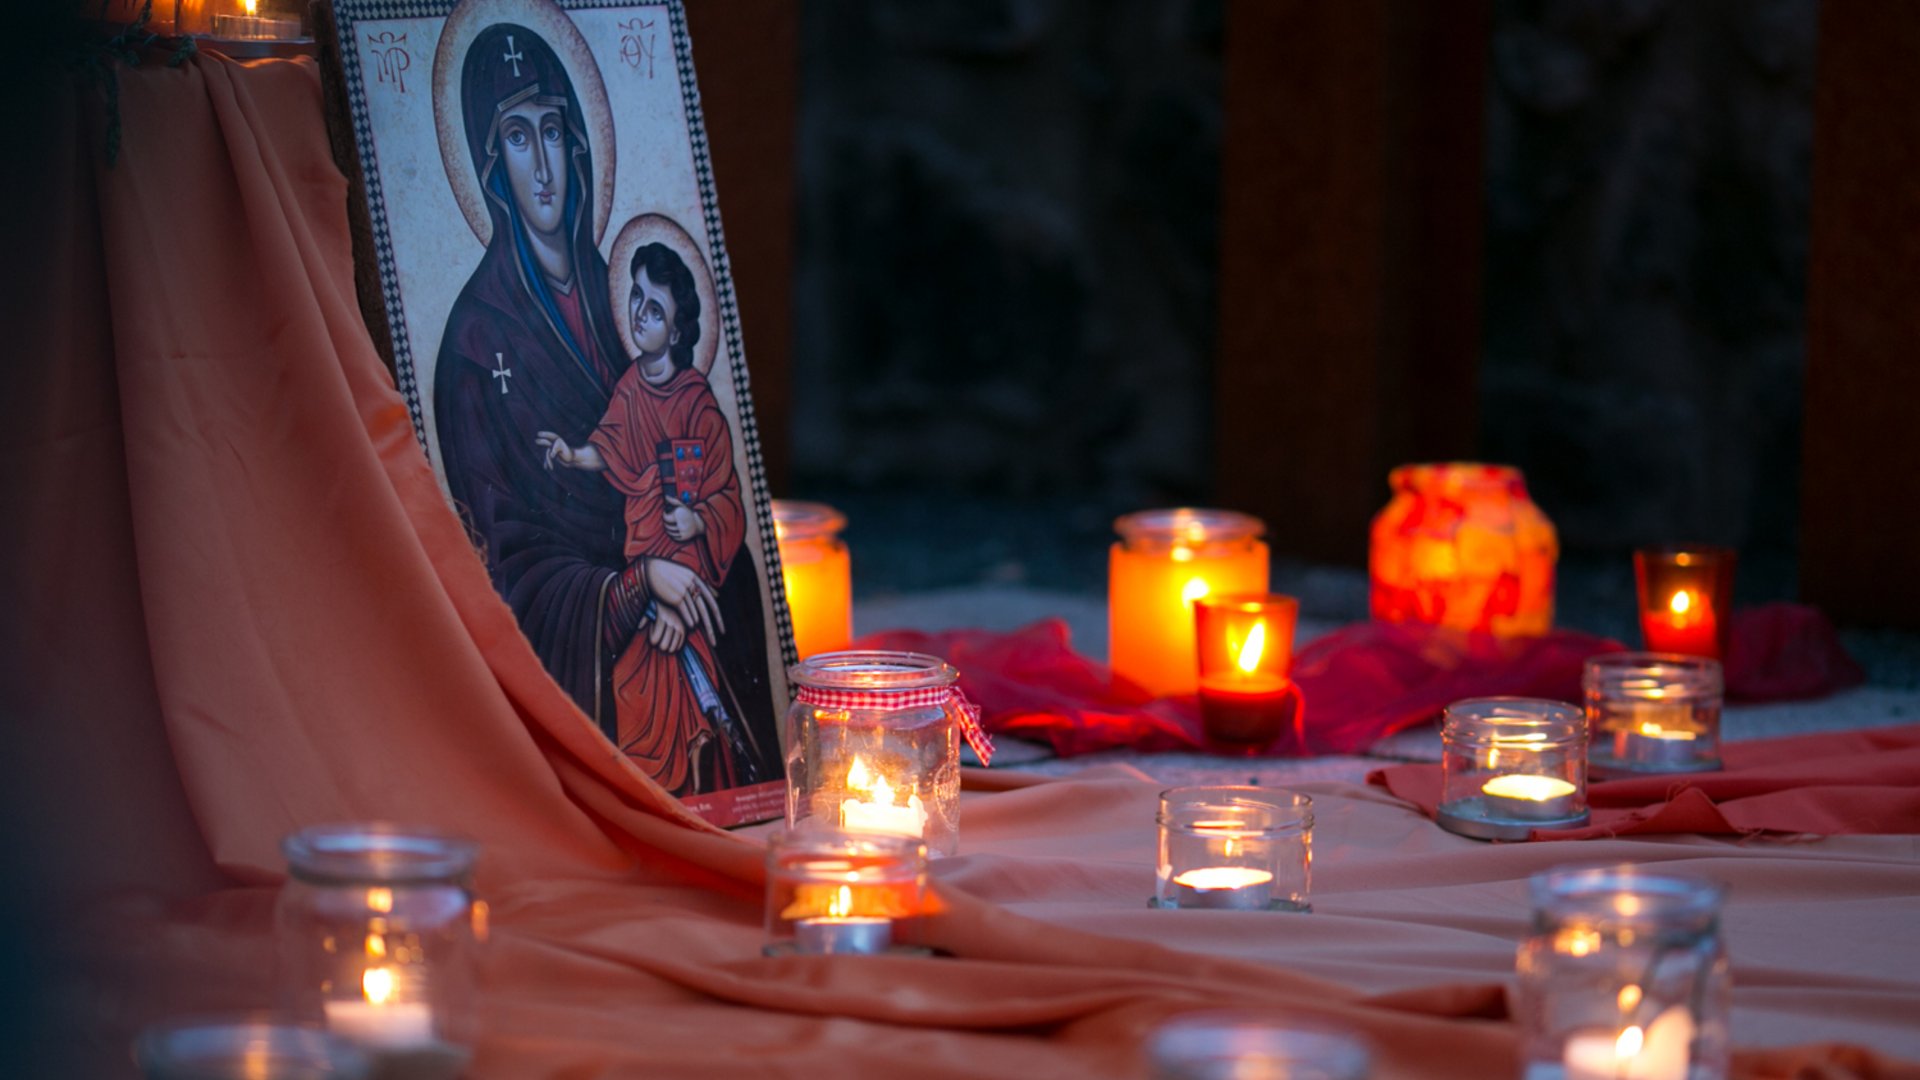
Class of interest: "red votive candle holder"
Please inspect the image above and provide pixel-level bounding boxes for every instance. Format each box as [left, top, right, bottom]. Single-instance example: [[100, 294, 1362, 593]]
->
[[1193, 594, 1299, 754], [1634, 545, 1736, 661]]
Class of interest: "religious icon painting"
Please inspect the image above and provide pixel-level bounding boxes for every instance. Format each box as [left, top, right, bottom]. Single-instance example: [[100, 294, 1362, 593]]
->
[[322, 0, 793, 826]]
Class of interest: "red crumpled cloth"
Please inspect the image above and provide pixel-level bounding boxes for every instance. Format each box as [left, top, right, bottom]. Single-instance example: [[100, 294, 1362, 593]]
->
[[1368, 723, 1920, 839], [858, 603, 1867, 759], [1725, 601, 1866, 701], [858, 619, 1620, 757]]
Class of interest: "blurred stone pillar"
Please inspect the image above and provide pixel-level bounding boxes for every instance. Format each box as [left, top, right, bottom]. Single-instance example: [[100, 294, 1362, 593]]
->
[[1801, 2, 1920, 628], [1216, 0, 1489, 564]]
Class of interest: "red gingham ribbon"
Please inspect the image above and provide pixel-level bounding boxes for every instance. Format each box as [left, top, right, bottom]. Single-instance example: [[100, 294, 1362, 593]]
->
[[795, 684, 995, 766]]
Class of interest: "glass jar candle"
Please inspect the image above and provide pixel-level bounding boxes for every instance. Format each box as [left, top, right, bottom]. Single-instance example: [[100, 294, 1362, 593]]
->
[[1151, 787, 1312, 912], [1146, 1013, 1371, 1080], [772, 500, 853, 660], [1585, 653, 1724, 775], [1437, 698, 1589, 841], [785, 651, 988, 857], [1370, 462, 1558, 637], [276, 825, 480, 1078], [1635, 546, 1737, 662], [1110, 509, 1269, 698], [763, 829, 929, 956], [1193, 594, 1301, 754], [1514, 866, 1731, 1080]]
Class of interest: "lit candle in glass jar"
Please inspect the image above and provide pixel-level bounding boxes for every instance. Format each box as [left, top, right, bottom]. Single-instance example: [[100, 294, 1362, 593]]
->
[[792, 884, 894, 955], [838, 757, 928, 839], [1635, 546, 1735, 661], [1194, 595, 1300, 753], [772, 501, 853, 660], [1168, 865, 1277, 910], [1562, 1007, 1695, 1080], [1641, 589, 1719, 659], [1479, 773, 1579, 821], [323, 966, 435, 1050], [1110, 509, 1268, 698]]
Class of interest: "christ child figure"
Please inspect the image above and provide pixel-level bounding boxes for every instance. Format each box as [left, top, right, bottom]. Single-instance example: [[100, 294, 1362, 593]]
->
[[536, 243, 752, 795]]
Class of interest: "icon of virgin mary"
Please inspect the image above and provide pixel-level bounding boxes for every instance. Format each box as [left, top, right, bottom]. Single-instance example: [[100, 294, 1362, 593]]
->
[[432, 22, 636, 730]]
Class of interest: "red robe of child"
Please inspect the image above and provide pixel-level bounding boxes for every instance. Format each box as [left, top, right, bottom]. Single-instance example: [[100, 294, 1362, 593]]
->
[[587, 364, 747, 794]]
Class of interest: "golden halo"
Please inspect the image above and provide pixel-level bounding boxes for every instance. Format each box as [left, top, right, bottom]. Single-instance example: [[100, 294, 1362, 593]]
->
[[608, 214, 720, 376], [432, 0, 615, 248]]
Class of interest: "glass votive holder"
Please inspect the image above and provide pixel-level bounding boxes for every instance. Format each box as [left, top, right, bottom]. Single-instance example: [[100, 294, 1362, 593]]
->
[[1110, 508, 1270, 698], [134, 1017, 371, 1079], [1146, 1012, 1371, 1080], [772, 500, 853, 660], [1436, 698, 1589, 841], [1585, 653, 1724, 775], [1194, 594, 1301, 755], [1514, 865, 1731, 1080], [1634, 545, 1737, 661], [1151, 787, 1311, 913], [276, 825, 480, 1079], [763, 828, 929, 956]]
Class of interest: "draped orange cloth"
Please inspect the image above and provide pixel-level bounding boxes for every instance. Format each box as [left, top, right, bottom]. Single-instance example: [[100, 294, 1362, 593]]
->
[[7, 49, 1919, 1079]]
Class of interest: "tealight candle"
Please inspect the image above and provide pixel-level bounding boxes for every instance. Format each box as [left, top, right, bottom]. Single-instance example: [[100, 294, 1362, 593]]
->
[[1562, 1008, 1696, 1080], [838, 757, 928, 838], [1168, 866, 1277, 910], [1635, 545, 1736, 661], [1153, 788, 1311, 912], [1515, 867, 1729, 1080], [1193, 594, 1300, 753], [764, 831, 928, 957], [1110, 509, 1268, 698], [1586, 653, 1723, 775], [1479, 774, 1579, 822], [1435, 698, 1588, 840], [772, 501, 853, 659]]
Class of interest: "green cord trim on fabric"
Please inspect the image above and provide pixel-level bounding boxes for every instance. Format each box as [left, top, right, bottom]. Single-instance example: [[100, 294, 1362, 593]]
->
[[73, 0, 200, 166]]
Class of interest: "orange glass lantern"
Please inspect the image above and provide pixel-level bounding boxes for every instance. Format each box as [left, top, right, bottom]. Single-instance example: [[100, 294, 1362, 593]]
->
[[1369, 463, 1557, 637], [1110, 509, 1269, 698], [772, 501, 853, 660], [1194, 594, 1300, 754], [1634, 545, 1736, 661]]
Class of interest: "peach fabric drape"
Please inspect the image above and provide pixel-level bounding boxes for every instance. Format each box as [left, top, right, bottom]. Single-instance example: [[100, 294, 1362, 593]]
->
[[7, 49, 1919, 1080]]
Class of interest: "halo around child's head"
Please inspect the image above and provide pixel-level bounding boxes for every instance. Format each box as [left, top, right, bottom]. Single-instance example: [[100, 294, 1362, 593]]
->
[[608, 213, 719, 375]]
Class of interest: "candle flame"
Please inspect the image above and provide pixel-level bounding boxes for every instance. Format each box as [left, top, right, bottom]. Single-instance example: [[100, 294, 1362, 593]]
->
[[1615, 1024, 1644, 1059], [1235, 621, 1267, 673], [1617, 984, 1643, 1012], [829, 885, 853, 919], [1669, 590, 1693, 616], [243, 0, 258, 13], [846, 756, 893, 805], [364, 933, 386, 959], [1181, 578, 1209, 607], [362, 965, 395, 1006], [366, 887, 393, 914]]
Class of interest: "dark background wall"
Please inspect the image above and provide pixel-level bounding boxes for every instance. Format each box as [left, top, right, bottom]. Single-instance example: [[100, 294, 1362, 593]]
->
[[784, 0, 1818, 575]]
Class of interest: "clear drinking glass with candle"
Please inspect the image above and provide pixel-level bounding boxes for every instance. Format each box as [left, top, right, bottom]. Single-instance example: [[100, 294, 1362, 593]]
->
[[1146, 1012, 1371, 1080], [1585, 653, 1724, 775], [1635, 546, 1737, 662], [1514, 865, 1731, 1080], [1193, 593, 1300, 754], [1151, 787, 1311, 912], [786, 651, 988, 857], [1436, 698, 1589, 841], [1110, 509, 1269, 698], [276, 825, 480, 1079], [763, 828, 928, 956], [772, 500, 853, 660]]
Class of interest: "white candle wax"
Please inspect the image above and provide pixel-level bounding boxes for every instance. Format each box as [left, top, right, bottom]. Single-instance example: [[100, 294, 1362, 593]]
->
[[1615, 721, 1701, 769], [840, 796, 927, 837], [1562, 1007, 1695, 1080], [1168, 866, 1275, 910], [1480, 773, 1579, 822], [323, 999, 435, 1049]]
